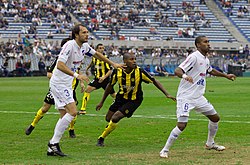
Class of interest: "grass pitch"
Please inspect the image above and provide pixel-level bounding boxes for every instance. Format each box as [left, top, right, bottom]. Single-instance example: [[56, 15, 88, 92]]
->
[[0, 76, 249, 165]]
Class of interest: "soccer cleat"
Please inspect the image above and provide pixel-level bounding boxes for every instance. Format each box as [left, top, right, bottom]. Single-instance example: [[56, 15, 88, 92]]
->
[[48, 142, 67, 157], [47, 147, 56, 156], [25, 125, 35, 135], [205, 143, 225, 151], [96, 137, 105, 147], [78, 110, 86, 115], [159, 150, 169, 158], [69, 129, 76, 138]]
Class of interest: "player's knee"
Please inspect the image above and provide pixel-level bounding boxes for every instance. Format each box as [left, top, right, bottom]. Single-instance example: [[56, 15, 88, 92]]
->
[[177, 122, 187, 131], [207, 114, 220, 122], [105, 117, 110, 122]]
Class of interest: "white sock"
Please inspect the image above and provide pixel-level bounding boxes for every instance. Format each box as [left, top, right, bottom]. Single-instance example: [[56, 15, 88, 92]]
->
[[50, 113, 74, 144], [206, 120, 218, 146], [161, 126, 182, 152]]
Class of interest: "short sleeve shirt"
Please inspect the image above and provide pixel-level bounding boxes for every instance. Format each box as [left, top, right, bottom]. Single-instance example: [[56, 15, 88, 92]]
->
[[177, 50, 212, 99], [50, 41, 96, 88]]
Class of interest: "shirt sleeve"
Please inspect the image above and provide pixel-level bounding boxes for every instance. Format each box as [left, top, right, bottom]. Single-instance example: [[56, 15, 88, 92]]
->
[[57, 42, 73, 63], [178, 54, 197, 73], [81, 43, 96, 57]]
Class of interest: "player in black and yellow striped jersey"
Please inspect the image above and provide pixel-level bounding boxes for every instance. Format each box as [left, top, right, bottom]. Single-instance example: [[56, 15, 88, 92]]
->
[[25, 38, 84, 139], [78, 43, 116, 115], [95, 53, 176, 146]]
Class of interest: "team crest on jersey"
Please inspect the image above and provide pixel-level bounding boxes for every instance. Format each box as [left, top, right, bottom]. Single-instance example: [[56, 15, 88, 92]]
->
[[125, 109, 129, 114]]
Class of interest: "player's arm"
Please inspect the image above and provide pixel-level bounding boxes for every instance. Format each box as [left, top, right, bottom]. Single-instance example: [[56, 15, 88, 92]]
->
[[58, 44, 89, 82], [209, 68, 236, 81], [98, 69, 112, 83], [86, 58, 94, 76], [175, 67, 193, 83], [93, 51, 125, 70], [96, 69, 117, 110], [152, 78, 176, 101], [96, 83, 114, 111]]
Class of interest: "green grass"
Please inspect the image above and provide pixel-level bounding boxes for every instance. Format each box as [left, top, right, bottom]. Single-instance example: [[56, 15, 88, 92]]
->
[[0, 76, 249, 165]]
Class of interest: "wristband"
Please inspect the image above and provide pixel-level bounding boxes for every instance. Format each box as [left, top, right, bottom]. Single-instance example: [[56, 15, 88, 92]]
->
[[182, 74, 188, 79], [73, 72, 79, 78]]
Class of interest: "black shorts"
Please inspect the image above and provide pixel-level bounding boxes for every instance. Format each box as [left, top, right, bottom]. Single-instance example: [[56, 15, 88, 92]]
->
[[89, 78, 115, 94], [109, 95, 143, 118], [44, 89, 55, 105], [44, 88, 78, 105]]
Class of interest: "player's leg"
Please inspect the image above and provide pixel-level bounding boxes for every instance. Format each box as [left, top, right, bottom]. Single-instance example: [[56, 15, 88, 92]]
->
[[205, 113, 225, 151], [97, 110, 122, 147], [68, 90, 78, 138], [160, 119, 187, 158], [68, 115, 77, 138], [79, 85, 96, 114], [25, 91, 54, 135], [25, 103, 52, 135], [97, 99, 141, 147], [160, 98, 193, 158], [197, 96, 225, 151], [48, 86, 77, 156]]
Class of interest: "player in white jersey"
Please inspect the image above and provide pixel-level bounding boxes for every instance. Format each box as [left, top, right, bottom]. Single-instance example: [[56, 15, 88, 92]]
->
[[47, 24, 125, 157], [159, 36, 236, 158]]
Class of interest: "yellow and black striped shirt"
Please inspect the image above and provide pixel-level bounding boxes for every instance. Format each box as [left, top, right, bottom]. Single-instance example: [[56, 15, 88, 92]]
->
[[110, 66, 154, 100], [92, 55, 111, 79]]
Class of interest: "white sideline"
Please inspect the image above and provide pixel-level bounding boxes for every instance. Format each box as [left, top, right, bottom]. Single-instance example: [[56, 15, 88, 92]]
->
[[0, 110, 250, 124]]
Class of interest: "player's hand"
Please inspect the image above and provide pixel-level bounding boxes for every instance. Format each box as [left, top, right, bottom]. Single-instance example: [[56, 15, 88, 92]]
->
[[113, 63, 126, 70], [98, 76, 105, 83], [86, 70, 90, 77], [183, 76, 194, 83], [226, 74, 236, 81], [77, 74, 89, 83], [96, 102, 103, 111], [166, 94, 176, 102]]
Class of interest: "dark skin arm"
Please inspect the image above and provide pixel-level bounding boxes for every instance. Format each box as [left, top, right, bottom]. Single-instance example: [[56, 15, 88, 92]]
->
[[152, 78, 176, 101], [209, 68, 236, 80], [175, 67, 194, 83], [175, 67, 236, 83], [96, 83, 114, 111]]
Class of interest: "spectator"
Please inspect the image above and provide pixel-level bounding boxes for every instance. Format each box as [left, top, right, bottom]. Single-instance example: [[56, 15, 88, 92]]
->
[[38, 58, 46, 76], [16, 59, 25, 76], [47, 30, 54, 39], [24, 59, 32, 76], [155, 63, 169, 76], [2, 59, 9, 77], [144, 64, 155, 76]]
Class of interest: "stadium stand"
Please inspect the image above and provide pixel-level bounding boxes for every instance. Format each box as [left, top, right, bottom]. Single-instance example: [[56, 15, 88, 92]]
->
[[0, 0, 249, 77], [214, 0, 250, 42], [70, 0, 238, 42]]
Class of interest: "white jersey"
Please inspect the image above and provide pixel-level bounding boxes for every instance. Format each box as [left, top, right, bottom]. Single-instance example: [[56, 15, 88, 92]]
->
[[177, 50, 212, 99], [50, 40, 96, 88]]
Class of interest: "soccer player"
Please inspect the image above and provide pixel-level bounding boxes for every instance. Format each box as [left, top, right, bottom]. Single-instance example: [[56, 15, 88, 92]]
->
[[95, 53, 176, 147], [78, 43, 116, 115], [159, 36, 236, 158], [25, 38, 83, 138], [47, 24, 124, 157]]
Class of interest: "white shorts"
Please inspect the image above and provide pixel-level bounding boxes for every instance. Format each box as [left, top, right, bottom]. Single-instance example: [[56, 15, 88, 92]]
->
[[176, 96, 217, 122], [50, 84, 75, 110]]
